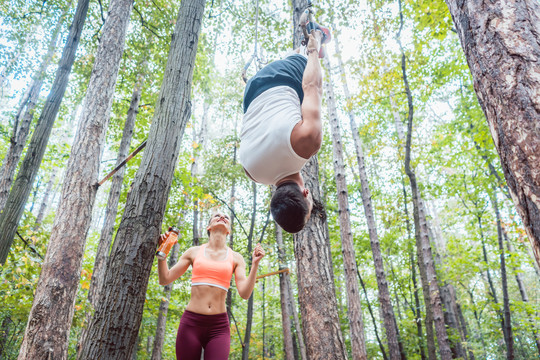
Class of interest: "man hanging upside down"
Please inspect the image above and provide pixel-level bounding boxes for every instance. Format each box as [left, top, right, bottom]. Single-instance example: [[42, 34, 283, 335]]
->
[[239, 23, 331, 233]]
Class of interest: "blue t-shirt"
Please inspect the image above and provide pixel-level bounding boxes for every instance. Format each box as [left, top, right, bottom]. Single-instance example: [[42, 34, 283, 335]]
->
[[243, 54, 307, 113]]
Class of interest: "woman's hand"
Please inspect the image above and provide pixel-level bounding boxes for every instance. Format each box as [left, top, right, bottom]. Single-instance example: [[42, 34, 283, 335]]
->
[[158, 226, 173, 247], [252, 243, 265, 264]]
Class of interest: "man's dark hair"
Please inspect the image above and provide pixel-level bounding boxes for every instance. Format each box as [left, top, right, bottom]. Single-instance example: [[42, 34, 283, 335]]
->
[[271, 182, 309, 233]]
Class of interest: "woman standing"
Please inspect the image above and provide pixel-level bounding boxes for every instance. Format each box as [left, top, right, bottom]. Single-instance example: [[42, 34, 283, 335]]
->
[[157, 211, 265, 359]]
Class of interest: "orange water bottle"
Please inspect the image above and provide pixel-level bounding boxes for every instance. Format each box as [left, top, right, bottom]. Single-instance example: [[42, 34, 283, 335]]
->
[[156, 227, 179, 260]]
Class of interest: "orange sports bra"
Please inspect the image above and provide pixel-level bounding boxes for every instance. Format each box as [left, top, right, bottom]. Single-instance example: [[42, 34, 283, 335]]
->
[[191, 244, 234, 291]]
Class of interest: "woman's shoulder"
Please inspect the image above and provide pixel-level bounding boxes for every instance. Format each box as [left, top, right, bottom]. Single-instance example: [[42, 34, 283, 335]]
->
[[183, 245, 202, 258], [231, 249, 246, 263]]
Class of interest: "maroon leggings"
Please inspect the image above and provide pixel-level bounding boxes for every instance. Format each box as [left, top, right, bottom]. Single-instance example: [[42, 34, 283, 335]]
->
[[176, 310, 230, 360]]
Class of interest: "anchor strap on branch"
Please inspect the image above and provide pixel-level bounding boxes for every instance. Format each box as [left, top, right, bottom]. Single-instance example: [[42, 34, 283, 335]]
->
[[97, 140, 147, 186], [256, 267, 290, 281]]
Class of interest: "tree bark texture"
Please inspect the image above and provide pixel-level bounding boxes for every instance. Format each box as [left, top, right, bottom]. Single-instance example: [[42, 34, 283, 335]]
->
[[0, 0, 71, 212], [444, 0, 540, 268], [276, 225, 296, 360], [77, 0, 205, 357], [17, 1, 132, 358], [396, 3, 452, 355], [77, 69, 145, 354], [332, 32, 403, 360], [0, 0, 89, 266], [150, 242, 180, 360], [88, 67, 146, 306], [324, 55, 369, 360], [290, 1, 347, 358]]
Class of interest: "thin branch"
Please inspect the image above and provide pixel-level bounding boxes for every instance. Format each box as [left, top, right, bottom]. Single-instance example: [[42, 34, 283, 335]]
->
[[151, 0, 164, 13], [97, 0, 106, 24], [92, 0, 106, 40], [133, 6, 162, 39], [16, 231, 44, 260], [257, 209, 271, 244]]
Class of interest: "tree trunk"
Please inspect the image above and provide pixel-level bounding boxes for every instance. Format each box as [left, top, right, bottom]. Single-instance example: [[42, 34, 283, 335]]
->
[[331, 33, 403, 360], [242, 182, 257, 360], [492, 193, 514, 359], [276, 224, 296, 360], [34, 170, 57, 229], [0, 0, 72, 212], [444, 0, 540, 268], [0, 315, 13, 356], [0, 0, 89, 265], [429, 204, 475, 359], [88, 66, 146, 306], [285, 258, 307, 360], [77, 67, 146, 354], [190, 99, 208, 247], [226, 142, 238, 322], [505, 232, 540, 356], [17, 1, 132, 358], [323, 55, 371, 360], [150, 242, 180, 360], [289, 2, 348, 358], [396, 2, 452, 357], [77, 0, 205, 358], [476, 211, 509, 346], [292, 159, 348, 359], [432, 237, 468, 359], [393, 99, 435, 360], [357, 267, 389, 360]]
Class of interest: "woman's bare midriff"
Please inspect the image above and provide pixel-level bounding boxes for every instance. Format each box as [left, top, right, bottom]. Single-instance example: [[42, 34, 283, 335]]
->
[[186, 285, 228, 315]]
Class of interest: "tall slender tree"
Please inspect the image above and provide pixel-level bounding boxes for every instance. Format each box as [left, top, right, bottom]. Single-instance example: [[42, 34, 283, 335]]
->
[[88, 62, 147, 307], [275, 224, 296, 360], [0, 0, 90, 265], [290, 1, 348, 358], [242, 182, 258, 360], [492, 192, 514, 359], [17, 0, 134, 357], [396, 1, 452, 358], [331, 21, 404, 360], [323, 55, 374, 360], [504, 232, 540, 356], [391, 97, 436, 360], [77, 62, 147, 353], [33, 169, 57, 229], [0, 0, 72, 212], [444, 0, 540, 268], [77, 0, 206, 357]]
